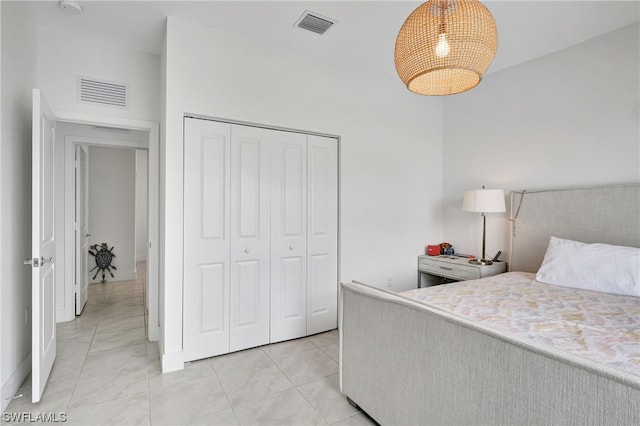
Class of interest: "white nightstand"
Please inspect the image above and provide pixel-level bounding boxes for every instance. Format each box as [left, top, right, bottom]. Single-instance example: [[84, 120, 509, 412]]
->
[[418, 255, 507, 288]]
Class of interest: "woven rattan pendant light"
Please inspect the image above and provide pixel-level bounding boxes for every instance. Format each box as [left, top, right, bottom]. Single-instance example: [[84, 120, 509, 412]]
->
[[395, 0, 497, 96]]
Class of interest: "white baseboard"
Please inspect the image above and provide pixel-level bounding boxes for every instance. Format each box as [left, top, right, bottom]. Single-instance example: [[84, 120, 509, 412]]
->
[[159, 340, 183, 373], [1, 353, 31, 413]]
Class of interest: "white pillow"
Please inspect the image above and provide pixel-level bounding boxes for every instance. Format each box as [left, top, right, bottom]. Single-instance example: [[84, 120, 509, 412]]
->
[[536, 236, 640, 297]]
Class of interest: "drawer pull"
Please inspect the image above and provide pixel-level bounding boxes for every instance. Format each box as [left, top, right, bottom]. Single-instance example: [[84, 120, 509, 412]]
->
[[439, 266, 453, 271]]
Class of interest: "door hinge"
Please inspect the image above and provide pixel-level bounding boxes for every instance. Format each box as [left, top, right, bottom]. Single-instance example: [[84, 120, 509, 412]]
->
[[75, 160, 80, 168]]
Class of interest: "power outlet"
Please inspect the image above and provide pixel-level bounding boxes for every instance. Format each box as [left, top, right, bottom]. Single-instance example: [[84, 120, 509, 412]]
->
[[386, 276, 393, 288]]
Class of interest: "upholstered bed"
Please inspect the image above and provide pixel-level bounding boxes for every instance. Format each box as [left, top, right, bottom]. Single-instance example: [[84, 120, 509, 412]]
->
[[339, 184, 640, 425]]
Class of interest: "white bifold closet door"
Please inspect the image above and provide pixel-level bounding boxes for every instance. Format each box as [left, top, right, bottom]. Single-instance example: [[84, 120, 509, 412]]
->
[[183, 119, 231, 361], [306, 135, 338, 335], [183, 117, 338, 361], [229, 125, 271, 352], [270, 133, 338, 341], [270, 131, 308, 343]]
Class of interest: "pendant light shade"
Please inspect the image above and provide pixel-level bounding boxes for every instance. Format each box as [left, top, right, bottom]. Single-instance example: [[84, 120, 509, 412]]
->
[[395, 0, 497, 96]]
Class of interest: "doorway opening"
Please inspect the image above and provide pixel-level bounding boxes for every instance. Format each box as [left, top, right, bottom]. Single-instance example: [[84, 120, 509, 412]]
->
[[55, 119, 159, 342], [73, 142, 148, 317]]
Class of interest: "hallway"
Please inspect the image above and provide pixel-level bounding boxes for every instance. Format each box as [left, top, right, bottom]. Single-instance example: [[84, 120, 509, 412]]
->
[[6, 262, 149, 421]]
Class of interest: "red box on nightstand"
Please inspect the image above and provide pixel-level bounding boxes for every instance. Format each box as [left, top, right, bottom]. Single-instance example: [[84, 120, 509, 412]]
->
[[426, 245, 440, 256]]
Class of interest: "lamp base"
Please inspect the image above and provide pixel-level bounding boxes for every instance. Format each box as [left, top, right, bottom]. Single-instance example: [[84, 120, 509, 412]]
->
[[469, 258, 493, 266]]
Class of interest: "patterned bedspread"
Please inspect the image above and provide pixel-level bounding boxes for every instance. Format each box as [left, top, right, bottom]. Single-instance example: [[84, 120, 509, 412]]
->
[[401, 271, 640, 378]]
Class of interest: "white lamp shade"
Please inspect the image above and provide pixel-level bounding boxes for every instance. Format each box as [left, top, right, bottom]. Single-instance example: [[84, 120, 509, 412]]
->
[[463, 188, 506, 213]]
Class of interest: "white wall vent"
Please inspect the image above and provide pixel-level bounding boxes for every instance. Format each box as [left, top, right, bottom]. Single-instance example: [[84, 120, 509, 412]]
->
[[78, 77, 128, 108], [294, 11, 336, 35]]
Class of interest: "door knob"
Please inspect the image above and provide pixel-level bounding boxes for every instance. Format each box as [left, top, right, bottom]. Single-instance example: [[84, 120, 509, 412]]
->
[[244, 249, 250, 254], [289, 245, 294, 250]]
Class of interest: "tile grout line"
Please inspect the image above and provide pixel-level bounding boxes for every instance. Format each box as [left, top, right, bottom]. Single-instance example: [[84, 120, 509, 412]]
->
[[65, 315, 99, 412], [67, 264, 149, 419], [262, 340, 341, 424], [293, 384, 330, 425], [207, 360, 241, 425]]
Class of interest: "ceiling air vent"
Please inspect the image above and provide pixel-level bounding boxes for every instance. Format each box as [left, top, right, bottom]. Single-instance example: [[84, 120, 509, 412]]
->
[[295, 10, 336, 36], [78, 77, 128, 108]]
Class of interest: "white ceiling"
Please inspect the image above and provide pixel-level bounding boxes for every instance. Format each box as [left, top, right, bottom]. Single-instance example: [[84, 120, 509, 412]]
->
[[23, 1, 640, 81]]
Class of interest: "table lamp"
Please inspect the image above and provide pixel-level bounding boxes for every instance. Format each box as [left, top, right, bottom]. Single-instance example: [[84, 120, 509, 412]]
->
[[463, 186, 505, 265]]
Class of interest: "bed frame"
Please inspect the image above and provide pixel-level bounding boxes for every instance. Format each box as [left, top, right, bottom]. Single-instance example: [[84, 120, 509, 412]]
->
[[340, 184, 640, 425]]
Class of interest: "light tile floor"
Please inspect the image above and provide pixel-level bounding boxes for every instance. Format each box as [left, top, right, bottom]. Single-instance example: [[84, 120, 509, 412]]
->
[[4, 264, 376, 426]]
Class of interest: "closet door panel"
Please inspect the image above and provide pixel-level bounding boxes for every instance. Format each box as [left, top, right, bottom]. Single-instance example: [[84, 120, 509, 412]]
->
[[282, 258, 304, 315], [200, 264, 226, 331], [235, 260, 260, 326], [238, 141, 261, 237], [308, 254, 329, 315], [307, 135, 338, 335], [230, 125, 271, 352], [270, 132, 307, 343], [183, 118, 231, 361]]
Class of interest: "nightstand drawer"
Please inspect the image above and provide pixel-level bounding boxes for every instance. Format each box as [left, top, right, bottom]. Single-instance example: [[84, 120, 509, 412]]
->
[[418, 257, 433, 270], [417, 255, 507, 288], [419, 258, 480, 281]]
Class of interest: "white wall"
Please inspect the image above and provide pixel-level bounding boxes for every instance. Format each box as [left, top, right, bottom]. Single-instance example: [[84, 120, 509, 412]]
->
[[161, 17, 443, 370], [442, 23, 640, 263], [0, 1, 36, 412], [88, 146, 136, 283], [36, 26, 160, 123], [135, 150, 148, 262]]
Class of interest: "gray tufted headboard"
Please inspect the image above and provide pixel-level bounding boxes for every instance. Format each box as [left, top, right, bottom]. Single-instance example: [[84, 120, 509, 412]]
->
[[508, 184, 640, 273]]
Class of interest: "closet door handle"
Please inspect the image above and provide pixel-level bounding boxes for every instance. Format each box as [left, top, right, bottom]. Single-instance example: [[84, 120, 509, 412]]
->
[[244, 249, 250, 254]]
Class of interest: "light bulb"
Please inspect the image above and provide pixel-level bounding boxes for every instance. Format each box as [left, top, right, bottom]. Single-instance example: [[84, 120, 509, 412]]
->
[[435, 33, 450, 58]]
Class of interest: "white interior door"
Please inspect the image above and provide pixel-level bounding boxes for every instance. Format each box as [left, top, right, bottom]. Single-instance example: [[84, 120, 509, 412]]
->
[[270, 131, 308, 343], [306, 135, 338, 335], [75, 145, 89, 315], [183, 118, 231, 361], [229, 124, 271, 352], [30, 89, 56, 403]]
